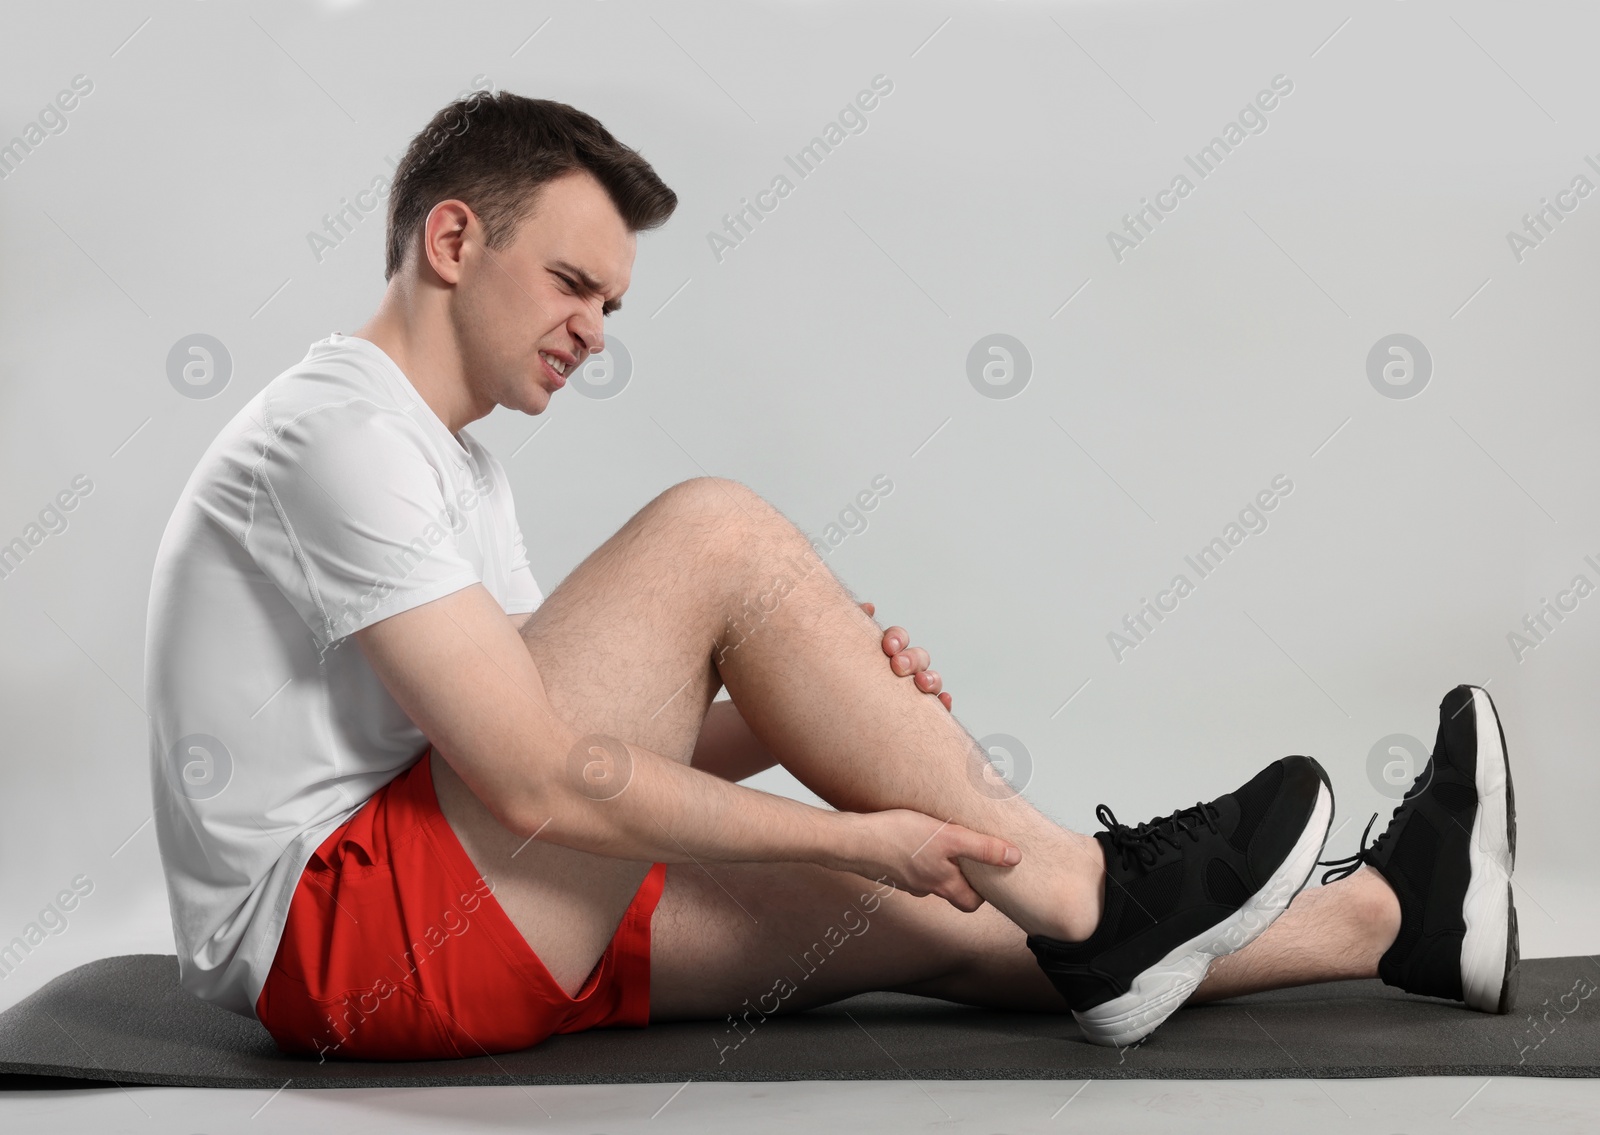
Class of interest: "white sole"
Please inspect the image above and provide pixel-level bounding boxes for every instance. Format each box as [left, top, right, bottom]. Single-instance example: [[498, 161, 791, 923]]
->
[[1074, 781, 1334, 1047], [1460, 686, 1514, 1012]]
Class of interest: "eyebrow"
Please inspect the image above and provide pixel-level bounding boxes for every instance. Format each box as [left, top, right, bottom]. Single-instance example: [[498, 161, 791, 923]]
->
[[552, 259, 622, 315]]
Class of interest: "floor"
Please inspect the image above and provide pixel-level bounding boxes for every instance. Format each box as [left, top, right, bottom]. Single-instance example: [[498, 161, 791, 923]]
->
[[4, 1076, 1600, 1133]]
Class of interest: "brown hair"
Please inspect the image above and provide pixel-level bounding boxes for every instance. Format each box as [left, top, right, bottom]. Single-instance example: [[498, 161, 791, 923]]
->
[[384, 91, 677, 281]]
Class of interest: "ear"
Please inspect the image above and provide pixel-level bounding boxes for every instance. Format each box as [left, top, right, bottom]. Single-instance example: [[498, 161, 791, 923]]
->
[[420, 199, 478, 285]]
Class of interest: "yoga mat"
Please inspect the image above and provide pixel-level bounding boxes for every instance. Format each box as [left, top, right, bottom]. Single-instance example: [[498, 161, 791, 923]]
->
[[1, 954, 1596, 1088]]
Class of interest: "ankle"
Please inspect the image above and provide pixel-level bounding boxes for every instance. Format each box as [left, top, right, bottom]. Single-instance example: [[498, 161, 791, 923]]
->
[[1334, 864, 1403, 956], [1035, 832, 1106, 942]]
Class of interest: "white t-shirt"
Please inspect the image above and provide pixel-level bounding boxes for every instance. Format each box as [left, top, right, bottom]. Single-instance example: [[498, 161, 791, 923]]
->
[[145, 332, 542, 1018]]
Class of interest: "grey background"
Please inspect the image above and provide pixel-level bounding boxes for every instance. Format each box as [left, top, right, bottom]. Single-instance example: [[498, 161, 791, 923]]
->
[[2, 0, 1596, 1020]]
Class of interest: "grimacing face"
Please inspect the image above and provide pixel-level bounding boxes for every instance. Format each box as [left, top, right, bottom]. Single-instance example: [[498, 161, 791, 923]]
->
[[449, 169, 635, 417]]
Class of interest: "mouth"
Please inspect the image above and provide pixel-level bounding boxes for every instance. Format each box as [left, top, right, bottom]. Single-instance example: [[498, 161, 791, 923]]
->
[[538, 349, 572, 389]]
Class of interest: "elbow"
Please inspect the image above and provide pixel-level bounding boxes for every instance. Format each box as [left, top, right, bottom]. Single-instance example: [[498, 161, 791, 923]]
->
[[501, 783, 560, 842], [502, 736, 633, 838], [503, 733, 636, 840]]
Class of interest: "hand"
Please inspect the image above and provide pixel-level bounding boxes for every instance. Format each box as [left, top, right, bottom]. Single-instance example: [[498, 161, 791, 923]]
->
[[859, 601, 952, 711], [835, 809, 1020, 912]]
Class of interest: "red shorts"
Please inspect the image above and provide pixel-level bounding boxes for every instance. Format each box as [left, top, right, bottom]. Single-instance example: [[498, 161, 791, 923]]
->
[[255, 746, 667, 1061]]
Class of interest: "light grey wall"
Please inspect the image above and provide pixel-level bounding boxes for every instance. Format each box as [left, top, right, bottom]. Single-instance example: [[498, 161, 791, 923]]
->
[[2, 0, 1595, 1004]]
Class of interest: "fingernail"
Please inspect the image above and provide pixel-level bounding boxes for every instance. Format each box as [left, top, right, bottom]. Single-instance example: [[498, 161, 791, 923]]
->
[[1003, 847, 1021, 866]]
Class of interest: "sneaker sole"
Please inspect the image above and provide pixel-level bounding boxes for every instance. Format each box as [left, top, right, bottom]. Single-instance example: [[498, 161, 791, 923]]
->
[[1072, 779, 1335, 1047], [1461, 685, 1517, 1013]]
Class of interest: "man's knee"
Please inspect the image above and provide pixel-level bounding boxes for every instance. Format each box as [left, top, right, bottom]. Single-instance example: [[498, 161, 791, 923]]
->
[[648, 478, 819, 581], [652, 477, 788, 542], [657, 476, 763, 517]]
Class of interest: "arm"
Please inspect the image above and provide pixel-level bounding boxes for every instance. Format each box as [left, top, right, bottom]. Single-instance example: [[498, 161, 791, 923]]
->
[[355, 582, 1018, 908]]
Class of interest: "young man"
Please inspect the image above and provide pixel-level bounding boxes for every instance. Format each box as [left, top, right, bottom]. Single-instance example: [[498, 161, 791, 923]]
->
[[145, 92, 1518, 1061]]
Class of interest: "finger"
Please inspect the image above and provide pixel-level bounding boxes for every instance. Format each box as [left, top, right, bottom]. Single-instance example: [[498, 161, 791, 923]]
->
[[939, 878, 986, 913], [916, 668, 942, 694], [882, 625, 908, 656], [939, 692, 953, 711], [956, 831, 1022, 868], [860, 601, 875, 617], [895, 646, 931, 677]]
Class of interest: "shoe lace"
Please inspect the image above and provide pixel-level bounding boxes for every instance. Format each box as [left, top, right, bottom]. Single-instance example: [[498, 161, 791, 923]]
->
[[1317, 756, 1436, 884], [1096, 801, 1222, 872], [1315, 811, 1383, 885]]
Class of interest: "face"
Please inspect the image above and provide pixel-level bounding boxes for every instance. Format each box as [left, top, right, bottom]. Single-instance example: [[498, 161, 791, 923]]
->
[[448, 169, 634, 416]]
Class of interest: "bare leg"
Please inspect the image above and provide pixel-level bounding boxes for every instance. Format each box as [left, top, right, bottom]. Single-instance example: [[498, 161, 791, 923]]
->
[[687, 479, 1108, 938], [648, 859, 1066, 1023], [433, 476, 1099, 995], [649, 863, 1403, 1022], [648, 864, 1404, 1021], [432, 476, 1393, 1014], [1189, 865, 1402, 1002]]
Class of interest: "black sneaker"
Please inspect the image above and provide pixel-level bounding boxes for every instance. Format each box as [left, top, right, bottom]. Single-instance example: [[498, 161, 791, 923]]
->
[[1027, 755, 1333, 1047], [1319, 684, 1517, 1013]]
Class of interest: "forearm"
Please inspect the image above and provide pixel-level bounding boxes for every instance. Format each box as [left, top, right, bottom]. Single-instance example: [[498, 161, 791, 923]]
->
[[502, 726, 863, 873], [690, 698, 778, 781]]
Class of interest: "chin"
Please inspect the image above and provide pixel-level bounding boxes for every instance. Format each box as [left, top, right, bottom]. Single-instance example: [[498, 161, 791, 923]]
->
[[523, 383, 553, 414], [499, 375, 545, 415]]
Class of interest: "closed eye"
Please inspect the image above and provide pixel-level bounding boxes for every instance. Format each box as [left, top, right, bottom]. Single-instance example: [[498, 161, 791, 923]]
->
[[557, 273, 612, 318]]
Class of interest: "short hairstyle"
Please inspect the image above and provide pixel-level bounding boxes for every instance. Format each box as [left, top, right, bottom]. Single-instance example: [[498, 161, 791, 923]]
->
[[384, 92, 677, 281]]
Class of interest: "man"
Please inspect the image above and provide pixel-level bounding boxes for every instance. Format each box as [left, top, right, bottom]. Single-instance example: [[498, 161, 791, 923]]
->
[[146, 91, 1517, 1061]]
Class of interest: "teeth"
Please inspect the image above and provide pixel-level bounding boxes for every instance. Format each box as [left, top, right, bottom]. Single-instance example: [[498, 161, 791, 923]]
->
[[540, 351, 567, 376]]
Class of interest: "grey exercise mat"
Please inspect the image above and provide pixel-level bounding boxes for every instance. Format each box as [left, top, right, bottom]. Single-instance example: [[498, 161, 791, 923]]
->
[[0, 954, 1596, 1088]]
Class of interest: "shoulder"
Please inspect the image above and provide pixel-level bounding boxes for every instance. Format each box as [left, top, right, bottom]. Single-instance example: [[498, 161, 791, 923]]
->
[[187, 342, 444, 524], [250, 345, 436, 472], [265, 344, 416, 436]]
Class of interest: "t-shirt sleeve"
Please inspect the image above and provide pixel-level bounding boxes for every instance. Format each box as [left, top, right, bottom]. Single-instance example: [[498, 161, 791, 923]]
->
[[243, 399, 481, 650]]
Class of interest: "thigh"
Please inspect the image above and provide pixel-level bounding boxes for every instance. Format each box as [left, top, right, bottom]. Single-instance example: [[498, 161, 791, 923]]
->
[[648, 860, 1066, 1022]]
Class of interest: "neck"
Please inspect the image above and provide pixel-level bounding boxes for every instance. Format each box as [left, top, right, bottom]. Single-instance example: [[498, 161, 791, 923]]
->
[[352, 280, 486, 435]]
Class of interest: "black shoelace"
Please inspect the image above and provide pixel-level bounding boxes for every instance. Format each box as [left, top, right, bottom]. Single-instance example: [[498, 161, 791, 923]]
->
[[1096, 801, 1222, 872], [1321, 754, 1441, 884], [1315, 811, 1382, 885]]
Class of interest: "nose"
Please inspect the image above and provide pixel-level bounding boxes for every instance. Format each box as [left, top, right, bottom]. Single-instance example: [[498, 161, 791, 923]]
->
[[571, 307, 604, 363]]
